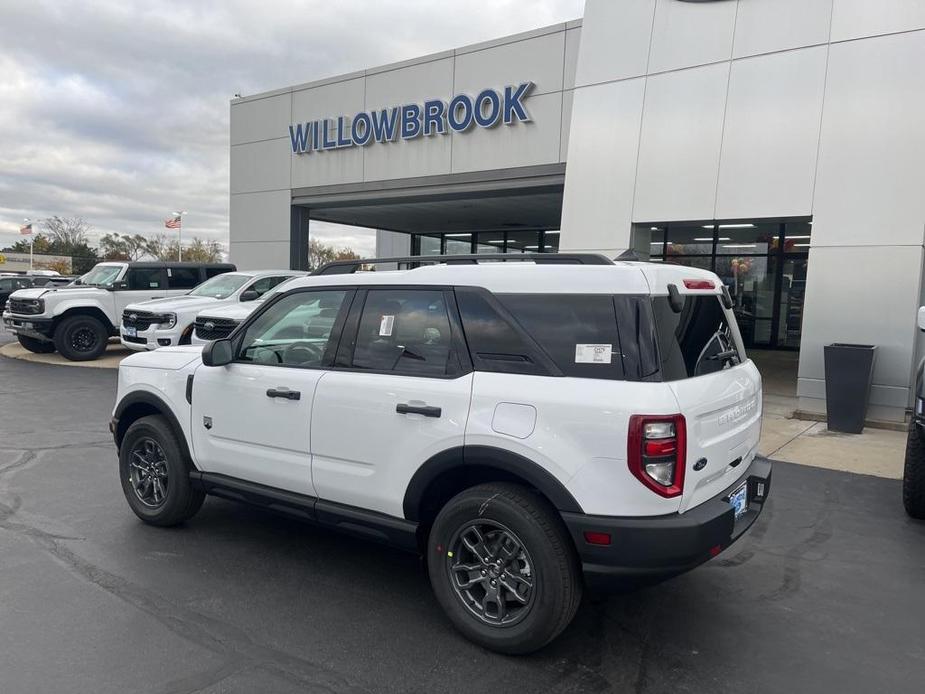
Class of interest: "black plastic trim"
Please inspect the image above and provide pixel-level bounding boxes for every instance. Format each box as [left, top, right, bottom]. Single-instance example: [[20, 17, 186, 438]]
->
[[192, 472, 419, 550], [402, 445, 583, 521], [563, 457, 772, 590], [112, 391, 194, 465]]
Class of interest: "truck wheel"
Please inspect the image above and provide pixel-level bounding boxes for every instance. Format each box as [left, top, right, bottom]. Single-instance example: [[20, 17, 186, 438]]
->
[[17, 335, 56, 353], [54, 314, 108, 361], [119, 415, 205, 527], [903, 425, 925, 519], [426, 482, 582, 654]]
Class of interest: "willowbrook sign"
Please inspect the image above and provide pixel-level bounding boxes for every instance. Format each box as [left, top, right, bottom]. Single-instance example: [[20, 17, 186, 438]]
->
[[288, 81, 534, 155]]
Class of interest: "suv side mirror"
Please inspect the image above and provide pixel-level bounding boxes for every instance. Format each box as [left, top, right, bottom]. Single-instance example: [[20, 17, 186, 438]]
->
[[202, 338, 234, 367], [918, 306, 925, 332], [240, 289, 260, 302], [112, 280, 128, 290]]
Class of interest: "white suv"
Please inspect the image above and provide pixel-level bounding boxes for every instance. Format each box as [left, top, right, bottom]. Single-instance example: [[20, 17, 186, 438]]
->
[[2, 261, 235, 360], [120, 270, 303, 351], [110, 254, 770, 654]]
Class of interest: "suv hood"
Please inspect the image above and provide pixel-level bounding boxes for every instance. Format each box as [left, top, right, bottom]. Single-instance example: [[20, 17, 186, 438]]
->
[[127, 295, 221, 313], [10, 286, 107, 300], [120, 345, 204, 370], [197, 301, 261, 321]]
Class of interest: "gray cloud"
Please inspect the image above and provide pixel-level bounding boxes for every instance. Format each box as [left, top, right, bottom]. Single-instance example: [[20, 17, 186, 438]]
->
[[0, 0, 583, 256]]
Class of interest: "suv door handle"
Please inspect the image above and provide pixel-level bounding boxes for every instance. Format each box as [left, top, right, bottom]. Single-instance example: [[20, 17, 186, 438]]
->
[[396, 403, 442, 418], [266, 387, 301, 401]]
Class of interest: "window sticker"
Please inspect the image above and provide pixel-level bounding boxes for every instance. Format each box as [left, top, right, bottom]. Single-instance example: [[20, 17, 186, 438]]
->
[[575, 344, 612, 364], [379, 314, 395, 337]]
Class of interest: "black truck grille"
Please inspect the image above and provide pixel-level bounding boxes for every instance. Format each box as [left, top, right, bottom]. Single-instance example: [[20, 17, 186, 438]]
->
[[194, 317, 239, 340], [9, 298, 41, 315], [122, 310, 160, 330]]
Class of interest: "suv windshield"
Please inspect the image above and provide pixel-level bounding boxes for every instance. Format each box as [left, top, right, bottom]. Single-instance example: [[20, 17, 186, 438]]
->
[[79, 264, 124, 287], [188, 273, 249, 300]]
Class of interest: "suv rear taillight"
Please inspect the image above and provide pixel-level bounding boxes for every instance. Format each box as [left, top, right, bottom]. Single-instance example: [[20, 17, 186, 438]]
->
[[628, 414, 686, 498]]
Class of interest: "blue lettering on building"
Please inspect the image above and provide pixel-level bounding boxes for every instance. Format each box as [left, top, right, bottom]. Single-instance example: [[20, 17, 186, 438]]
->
[[288, 81, 534, 154]]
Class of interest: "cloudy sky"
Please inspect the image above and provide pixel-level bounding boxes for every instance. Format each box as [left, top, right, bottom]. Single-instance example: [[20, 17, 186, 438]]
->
[[0, 0, 583, 257]]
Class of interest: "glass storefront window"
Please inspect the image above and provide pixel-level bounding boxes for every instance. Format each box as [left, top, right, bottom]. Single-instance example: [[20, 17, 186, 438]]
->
[[543, 231, 560, 253], [642, 218, 811, 350], [664, 225, 714, 255], [505, 231, 541, 254], [444, 234, 472, 255], [476, 233, 504, 254], [417, 234, 441, 256]]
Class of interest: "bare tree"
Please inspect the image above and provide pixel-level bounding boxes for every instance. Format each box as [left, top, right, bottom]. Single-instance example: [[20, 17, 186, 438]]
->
[[99, 233, 149, 261], [42, 216, 92, 250]]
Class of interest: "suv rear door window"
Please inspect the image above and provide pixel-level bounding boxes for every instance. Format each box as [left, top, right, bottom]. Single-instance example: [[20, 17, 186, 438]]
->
[[167, 266, 201, 289], [351, 289, 458, 376], [498, 294, 626, 380], [126, 267, 165, 290], [651, 295, 742, 379]]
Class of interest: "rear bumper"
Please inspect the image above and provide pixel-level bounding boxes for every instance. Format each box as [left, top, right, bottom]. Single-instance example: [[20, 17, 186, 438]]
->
[[2, 314, 54, 340], [562, 456, 772, 591]]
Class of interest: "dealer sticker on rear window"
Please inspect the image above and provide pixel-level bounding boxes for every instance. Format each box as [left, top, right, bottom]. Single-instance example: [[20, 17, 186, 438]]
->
[[575, 344, 613, 364], [379, 315, 395, 337]]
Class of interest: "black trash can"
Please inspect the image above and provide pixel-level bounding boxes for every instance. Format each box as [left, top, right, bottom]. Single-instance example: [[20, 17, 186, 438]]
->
[[824, 343, 877, 434]]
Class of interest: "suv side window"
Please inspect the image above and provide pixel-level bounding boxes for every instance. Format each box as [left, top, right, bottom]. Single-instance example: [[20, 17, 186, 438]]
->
[[455, 288, 551, 376], [351, 289, 458, 376], [499, 293, 626, 381], [248, 275, 290, 298], [0, 278, 12, 291], [126, 267, 165, 290], [238, 290, 349, 367], [167, 266, 201, 289]]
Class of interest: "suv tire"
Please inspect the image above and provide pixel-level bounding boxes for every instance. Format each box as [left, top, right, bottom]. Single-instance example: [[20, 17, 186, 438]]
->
[[903, 425, 925, 519], [426, 482, 582, 654], [119, 415, 205, 526], [54, 314, 109, 361], [17, 335, 56, 354]]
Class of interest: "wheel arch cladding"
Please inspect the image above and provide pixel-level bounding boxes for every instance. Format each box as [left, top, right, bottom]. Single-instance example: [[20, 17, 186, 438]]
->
[[114, 392, 194, 465], [403, 445, 583, 524], [57, 306, 115, 333]]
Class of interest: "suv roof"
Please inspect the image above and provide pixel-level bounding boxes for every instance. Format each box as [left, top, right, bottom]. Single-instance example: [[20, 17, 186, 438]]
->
[[96, 261, 236, 269], [283, 259, 719, 296]]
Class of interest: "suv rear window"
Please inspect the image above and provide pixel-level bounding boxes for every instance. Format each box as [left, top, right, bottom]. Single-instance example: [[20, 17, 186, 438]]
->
[[499, 294, 625, 380], [651, 295, 742, 380]]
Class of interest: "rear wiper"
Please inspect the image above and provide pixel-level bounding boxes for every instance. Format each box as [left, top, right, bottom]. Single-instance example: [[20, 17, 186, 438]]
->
[[390, 345, 426, 369]]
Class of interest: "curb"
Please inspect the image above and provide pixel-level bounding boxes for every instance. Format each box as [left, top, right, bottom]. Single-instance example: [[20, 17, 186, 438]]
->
[[0, 339, 128, 369]]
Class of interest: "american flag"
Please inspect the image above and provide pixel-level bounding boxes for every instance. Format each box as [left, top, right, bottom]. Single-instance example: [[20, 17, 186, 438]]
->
[[165, 215, 182, 229], [19, 222, 33, 235]]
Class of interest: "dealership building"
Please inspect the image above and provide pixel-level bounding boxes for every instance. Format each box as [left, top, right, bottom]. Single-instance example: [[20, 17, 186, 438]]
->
[[229, 0, 925, 423]]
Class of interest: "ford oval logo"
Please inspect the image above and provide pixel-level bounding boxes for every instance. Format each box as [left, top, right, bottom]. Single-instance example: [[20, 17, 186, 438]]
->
[[204, 321, 215, 331], [129, 313, 137, 321]]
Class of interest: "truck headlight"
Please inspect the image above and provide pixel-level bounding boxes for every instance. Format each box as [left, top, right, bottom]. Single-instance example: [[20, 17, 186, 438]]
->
[[159, 313, 177, 328]]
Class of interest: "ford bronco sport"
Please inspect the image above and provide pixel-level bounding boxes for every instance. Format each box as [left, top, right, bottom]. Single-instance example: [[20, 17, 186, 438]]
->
[[110, 253, 771, 653]]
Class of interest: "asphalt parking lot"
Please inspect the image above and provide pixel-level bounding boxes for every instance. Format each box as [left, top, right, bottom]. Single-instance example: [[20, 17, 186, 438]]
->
[[1, 332, 924, 694]]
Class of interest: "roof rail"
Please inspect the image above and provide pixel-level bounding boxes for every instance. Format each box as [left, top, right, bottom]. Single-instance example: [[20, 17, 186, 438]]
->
[[311, 252, 615, 276]]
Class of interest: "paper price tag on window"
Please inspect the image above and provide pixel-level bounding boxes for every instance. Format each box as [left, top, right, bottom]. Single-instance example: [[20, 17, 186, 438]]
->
[[379, 315, 395, 337], [575, 344, 612, 364]]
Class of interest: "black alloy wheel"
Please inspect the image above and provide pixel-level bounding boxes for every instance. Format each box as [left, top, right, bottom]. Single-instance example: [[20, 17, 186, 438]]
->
[[119, 415, 205, 526], [127, 437, 169, 508], [447, 520, 535, 627]]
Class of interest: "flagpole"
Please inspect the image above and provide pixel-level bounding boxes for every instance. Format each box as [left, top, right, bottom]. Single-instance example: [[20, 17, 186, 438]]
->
[[172, 210, 187, 262]]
